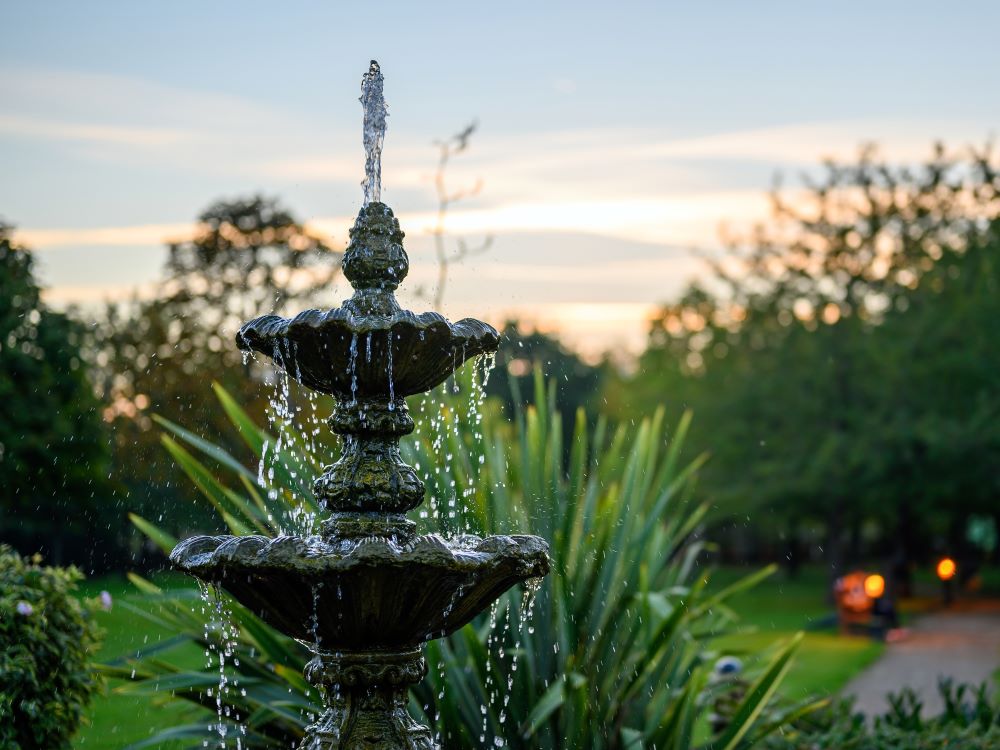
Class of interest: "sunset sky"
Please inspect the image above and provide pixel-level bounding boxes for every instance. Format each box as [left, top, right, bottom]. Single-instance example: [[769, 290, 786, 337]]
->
[[3, 1, 998, 356]]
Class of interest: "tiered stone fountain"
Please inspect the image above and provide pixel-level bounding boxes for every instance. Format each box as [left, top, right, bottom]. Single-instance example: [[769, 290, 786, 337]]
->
[[169, 61, 550, 749]]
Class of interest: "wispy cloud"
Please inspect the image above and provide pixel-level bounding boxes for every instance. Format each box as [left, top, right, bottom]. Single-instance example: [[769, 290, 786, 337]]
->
[[41, 282, 159, 305], [17, 189, 765, 251], [253, 118, 991, 207], [16, 223, 195, 248], [0, 114, 191, 147], [393, 192, 769, 246], [644, 119, 992, 163], [0, 67, 307, 174], [551, 77, 577, 95], [4, 67, 987, 198], [0, 68, 282, 132]]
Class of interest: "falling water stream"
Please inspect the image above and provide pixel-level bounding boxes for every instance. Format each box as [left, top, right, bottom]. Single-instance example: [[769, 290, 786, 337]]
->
[[253, 337, 500, 540], [199, 582, 246, 748], [413, 355, 495, 537]]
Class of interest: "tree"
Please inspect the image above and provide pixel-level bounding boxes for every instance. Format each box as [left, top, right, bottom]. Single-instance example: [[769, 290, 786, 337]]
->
[[486, 321, 605, 447], [613, 144, 1000, 577], [94, 196, 341, 538], [0, 223, 114, 566], [863, 219, 1000, 568]]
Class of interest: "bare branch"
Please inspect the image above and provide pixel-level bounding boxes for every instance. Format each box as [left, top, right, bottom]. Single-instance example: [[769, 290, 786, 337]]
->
[[430, 121, 493, 309]]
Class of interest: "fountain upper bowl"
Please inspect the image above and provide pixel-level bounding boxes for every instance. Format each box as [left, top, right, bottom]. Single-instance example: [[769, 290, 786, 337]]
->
[[236, 308, 498, 398]]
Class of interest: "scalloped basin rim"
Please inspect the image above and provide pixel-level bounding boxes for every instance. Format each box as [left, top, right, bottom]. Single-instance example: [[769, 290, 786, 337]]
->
[[236, 307, 498, 345], [170, 532, 549, 575], [169, 532, 550, 649], [234, 307, 500, 397]]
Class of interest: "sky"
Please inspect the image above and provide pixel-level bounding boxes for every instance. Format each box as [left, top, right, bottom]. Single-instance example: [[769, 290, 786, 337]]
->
[[2, 1, 998, 357]]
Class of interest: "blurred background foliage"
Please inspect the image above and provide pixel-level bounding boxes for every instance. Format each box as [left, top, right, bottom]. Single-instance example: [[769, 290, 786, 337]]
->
[[761, 679, 1000, 750], [92, 196, 341, 555], [606, 144, 1000, 584], [2, 142, 998, 582], [0, 224, 113, 568]]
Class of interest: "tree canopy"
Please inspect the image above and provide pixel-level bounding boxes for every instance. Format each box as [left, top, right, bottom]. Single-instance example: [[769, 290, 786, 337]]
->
[[94, 196, 341, 536], [0, 224, 113, 564], [612, 145, 1000, 574]]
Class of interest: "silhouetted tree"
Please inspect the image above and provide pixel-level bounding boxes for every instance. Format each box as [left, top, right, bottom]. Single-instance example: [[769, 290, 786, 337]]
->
[[487, 321, 605, 449], [614, 144, 1000, 578], [0, 223, 113, 566], [95, 196, 341, 538]]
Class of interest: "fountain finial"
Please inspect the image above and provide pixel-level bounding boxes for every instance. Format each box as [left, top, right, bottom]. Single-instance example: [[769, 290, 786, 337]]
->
[[340, 202, 408, 317], [360, 59, 387, 206]]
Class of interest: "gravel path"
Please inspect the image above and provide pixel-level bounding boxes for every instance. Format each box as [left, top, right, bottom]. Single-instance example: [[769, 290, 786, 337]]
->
[[842, 601, 1000, 717]]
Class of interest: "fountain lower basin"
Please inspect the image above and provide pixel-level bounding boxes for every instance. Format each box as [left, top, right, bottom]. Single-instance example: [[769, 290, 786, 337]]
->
[[170, 532, 549, 650]]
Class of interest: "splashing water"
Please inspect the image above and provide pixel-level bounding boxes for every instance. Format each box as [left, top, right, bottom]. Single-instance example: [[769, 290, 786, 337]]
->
[[410, 353, 497, 537], [360, 60, 387, 205], [309, 582, 324, 653], [468, 352, 495, 461], [199, 583, 246, 748], [481, 601, 502, 744], [387, 332, 395, 409], [457, 354, 496, 534], [348, 334, 359, 405], [256, 349, 326, 537], [478, 578, 542, 747]]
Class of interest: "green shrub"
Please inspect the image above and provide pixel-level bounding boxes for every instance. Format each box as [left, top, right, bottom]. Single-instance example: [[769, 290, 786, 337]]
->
[[0, 545, 103, 749], [110, 373, 809, 748], [762, 679, 1000, 750]]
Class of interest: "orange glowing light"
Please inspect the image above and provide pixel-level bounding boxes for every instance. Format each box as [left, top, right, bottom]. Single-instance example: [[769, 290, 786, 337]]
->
[[864, 574, 885, 599], [936, 558, 957, 581]]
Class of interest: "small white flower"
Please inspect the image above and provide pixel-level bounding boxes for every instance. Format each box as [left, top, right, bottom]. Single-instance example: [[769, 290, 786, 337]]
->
[[100, 590, 113, 611], [16, 601, 34, 616]]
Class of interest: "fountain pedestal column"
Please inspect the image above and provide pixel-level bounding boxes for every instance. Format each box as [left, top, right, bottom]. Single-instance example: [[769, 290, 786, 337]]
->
[[316, 395, 422, 542], [304, 649, 434, 750]]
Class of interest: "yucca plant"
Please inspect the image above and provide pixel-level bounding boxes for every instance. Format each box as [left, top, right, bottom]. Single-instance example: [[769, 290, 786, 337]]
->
[[409, 372, 806, 749], [105, 369, 807, 749], [99, 574, 313, 748]]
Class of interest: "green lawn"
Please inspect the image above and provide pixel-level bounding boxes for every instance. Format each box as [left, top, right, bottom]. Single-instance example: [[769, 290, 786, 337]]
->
[[706, 566, 885, 700], [75, 572, 207, 749]]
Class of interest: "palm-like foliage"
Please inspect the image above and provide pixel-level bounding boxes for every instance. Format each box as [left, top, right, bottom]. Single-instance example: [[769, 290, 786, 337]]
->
[[411, 372, 803, 749], [105, 371, 805, 749], [100, 574, 313, 748]]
